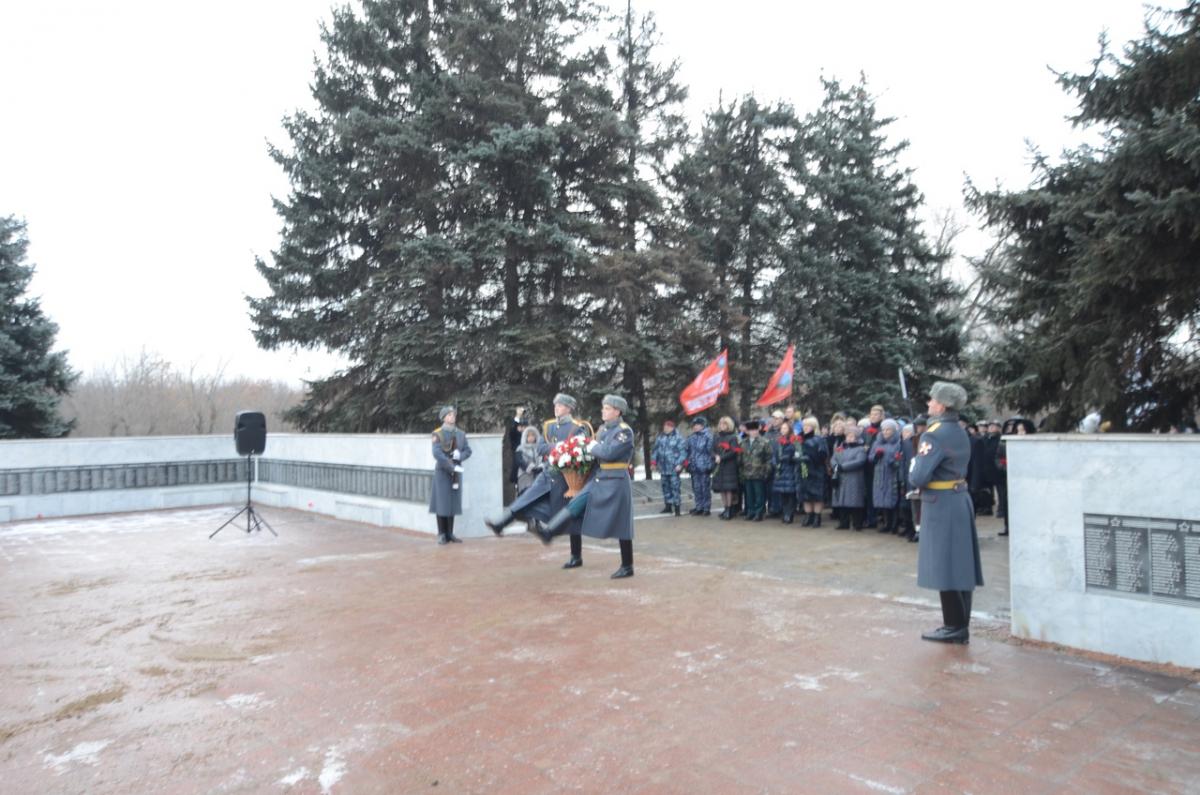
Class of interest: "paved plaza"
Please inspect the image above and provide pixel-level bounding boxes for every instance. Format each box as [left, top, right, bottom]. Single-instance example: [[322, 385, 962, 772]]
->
[[1, 505, 1198, 793]]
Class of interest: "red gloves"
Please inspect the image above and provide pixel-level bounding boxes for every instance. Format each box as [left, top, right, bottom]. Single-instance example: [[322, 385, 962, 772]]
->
[[893, 451, 902, 461], [873, 448, 884, 458]]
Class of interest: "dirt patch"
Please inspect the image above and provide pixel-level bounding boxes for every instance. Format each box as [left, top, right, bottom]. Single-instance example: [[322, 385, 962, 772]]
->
[[168, 569, 249, 583], [45, 577, 117, 596], [139, 666, 171, 677], [173, 644, 250, 663], [52, 684, 128, 721], [1006, 635, 1200, 682]]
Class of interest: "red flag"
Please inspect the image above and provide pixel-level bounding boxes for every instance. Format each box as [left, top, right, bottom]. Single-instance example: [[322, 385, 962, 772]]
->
[[755, 344, 794, 407], [679, 349, 730, 416]]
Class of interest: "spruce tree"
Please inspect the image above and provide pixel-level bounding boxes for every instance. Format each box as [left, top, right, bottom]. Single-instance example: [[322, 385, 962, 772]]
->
[[674, 96, 798, 419], [780, 77, 960, 417], [971, 3, 1200, 430], [251, 0, 609, 431], [582, 1, 707, 461], [0, 216, 76, 438]]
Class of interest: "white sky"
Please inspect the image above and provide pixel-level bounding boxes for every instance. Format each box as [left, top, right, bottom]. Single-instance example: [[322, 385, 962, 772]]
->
[[0, 1, 1150, 385]]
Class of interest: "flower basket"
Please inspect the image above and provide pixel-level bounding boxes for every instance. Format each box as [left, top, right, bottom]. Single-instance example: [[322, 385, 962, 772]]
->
[[547, 435, 595, 496], [561, 469, 588, 497]]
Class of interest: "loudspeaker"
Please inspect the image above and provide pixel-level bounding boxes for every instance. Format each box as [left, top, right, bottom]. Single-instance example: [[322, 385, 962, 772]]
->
[[234, 411, 267, 456]]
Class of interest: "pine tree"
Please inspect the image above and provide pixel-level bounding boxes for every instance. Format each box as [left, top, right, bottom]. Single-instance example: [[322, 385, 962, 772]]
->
[[581, 1, 707, 463], [970, 3, 1200, 430], [0, 216, 76, 438], [673, 96, 797, 419], [780, 77, 961, 417], [251, 0, 609, 431]]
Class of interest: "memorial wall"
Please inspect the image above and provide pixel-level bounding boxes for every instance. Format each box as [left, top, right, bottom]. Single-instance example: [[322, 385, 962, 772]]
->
[[1006, 434, 1200, 669], [0, 433, 505, 538]]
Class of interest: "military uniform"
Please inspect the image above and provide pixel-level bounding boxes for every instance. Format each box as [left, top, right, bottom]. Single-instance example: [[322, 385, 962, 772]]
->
[[684, 419, 715, 515], [651, 425, 687, 514], [504, 415, 593, 523], [533, 394, 637, 579], [909, 382, 984, 643], [738, 428, 773, 521], [429, 413, 472, 543]]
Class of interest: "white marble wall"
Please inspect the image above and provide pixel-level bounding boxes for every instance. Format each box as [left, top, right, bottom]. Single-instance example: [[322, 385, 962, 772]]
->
[[0, 433, 506, 538], [1007, 434, 1200, 668]]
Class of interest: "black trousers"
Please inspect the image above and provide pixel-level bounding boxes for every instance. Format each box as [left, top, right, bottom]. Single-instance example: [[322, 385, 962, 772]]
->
[[939, 590, 973, 629], [569, 533, 581, 558], [436, 515, 455, 537]]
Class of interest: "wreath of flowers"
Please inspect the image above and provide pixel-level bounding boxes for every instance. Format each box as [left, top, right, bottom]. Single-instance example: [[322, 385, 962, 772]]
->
[[547, 435, 595, 474]]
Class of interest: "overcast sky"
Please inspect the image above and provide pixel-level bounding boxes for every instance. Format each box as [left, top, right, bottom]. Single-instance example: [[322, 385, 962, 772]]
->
[[0, 1, 1150, 385]]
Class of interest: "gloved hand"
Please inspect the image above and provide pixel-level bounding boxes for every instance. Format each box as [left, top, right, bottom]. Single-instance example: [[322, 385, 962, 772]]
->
[[452, 450, 461, 461], [873, 447, 884, 458], [674, 465, 683, 474], [587, 439, 599, 454], [453, 465, 464, 474]]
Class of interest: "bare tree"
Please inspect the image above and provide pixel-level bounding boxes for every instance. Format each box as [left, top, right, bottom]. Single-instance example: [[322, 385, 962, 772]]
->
[[62, 351, 304, 438]]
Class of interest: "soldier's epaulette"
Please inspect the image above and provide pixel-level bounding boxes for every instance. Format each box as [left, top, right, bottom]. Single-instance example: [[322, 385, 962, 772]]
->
[[927, 422, 942, 433], [619, 422, 631, 431]]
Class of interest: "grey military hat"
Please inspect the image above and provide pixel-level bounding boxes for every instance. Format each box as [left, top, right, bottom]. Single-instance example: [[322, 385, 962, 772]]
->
[[928, 381, 968, 411], [602, 394, 629, 414], [552, 393, 578, 410], [438, 405, 456, 421]]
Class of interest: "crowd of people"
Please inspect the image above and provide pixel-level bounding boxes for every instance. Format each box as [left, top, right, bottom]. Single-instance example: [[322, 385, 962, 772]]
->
[[640, 405, 1030, 540]]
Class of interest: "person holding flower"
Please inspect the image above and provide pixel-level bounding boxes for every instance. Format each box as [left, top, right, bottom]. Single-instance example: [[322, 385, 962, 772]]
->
[[711, 416, 742, 519], [532, 395, 637, 578], [770, 420, 800, 523], [485, 393, 593, 569]]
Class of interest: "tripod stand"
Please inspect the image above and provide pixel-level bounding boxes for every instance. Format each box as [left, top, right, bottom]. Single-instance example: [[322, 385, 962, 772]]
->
[[210, 454, 277, 539]]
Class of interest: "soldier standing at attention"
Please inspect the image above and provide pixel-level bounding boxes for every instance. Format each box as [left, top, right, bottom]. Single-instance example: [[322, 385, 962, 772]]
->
[[684, 417, 715, 516], [531, 395, 637, 579], [430, 406, 472, 545], [651, 419, 687, 516], [908, 382, 984, 644], [485, 394, 593, 569]]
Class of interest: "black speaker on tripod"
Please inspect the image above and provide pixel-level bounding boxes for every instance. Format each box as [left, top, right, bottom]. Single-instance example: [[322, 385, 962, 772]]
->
[[211, 411, 276, 539]]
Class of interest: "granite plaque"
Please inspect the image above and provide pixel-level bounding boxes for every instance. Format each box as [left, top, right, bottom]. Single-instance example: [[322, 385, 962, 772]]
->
[[1084, 514, 1200, 606]]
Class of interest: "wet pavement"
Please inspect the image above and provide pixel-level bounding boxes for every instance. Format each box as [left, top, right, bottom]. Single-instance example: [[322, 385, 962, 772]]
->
[[1, 505, 1197, 794]]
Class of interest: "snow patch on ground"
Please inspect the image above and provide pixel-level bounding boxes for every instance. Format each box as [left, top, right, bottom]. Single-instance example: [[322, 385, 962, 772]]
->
[[848, 773, 908, 793], [785, 667, 864, 692], [223, 692, 274, 709], [43, 740, 112, 773], [279, 766, 310, 785], [319, 747, 346, 793], [297, 552, 391, 566]]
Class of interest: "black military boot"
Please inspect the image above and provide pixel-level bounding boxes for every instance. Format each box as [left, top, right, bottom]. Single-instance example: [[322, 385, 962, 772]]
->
[[611, 540, 634, 578], [562, 535, 583, 569], [659, 503, 673, 514], [530, 507, 572, 545], [484, 508, 514, 536], [674, 504, 681, 516]]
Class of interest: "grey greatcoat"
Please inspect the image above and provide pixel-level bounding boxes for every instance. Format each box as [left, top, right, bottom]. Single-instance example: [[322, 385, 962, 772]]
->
[[429, 425, 472, 516], [577, 420, 635, 541], [910, 412, 985, 591], [831, 441, 868, 508], [507, 416, 593, 522], [869, 433, 903, 509]]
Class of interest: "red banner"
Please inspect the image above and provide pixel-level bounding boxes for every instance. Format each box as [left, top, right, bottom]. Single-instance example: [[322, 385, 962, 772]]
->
[[679, 349, 729, 416], [755, 344, 794, 407]]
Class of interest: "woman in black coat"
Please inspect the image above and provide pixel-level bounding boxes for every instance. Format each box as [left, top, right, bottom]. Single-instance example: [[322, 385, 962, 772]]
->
[[797, 416, 828, 527], [711, 415, 742, 520]]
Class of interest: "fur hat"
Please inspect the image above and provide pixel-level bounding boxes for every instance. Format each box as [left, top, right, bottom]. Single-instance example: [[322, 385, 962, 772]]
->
[[602, 394, 628, 414], [553, 393, 578, 410], [929, 381, 968, 411], [744, 419, 761, 431], [438, 406, 456, 422]]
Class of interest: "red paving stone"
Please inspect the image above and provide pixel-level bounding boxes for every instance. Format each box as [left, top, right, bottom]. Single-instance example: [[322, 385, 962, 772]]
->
[[1, 506, 1198, 794]]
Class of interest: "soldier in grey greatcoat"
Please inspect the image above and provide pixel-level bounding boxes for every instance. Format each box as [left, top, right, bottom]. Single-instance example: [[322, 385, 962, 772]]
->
[[429, 406, 472, 544], [909, 381, 985, 644], [532, 394, 637, 579], [485, 394, 593, 569]]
